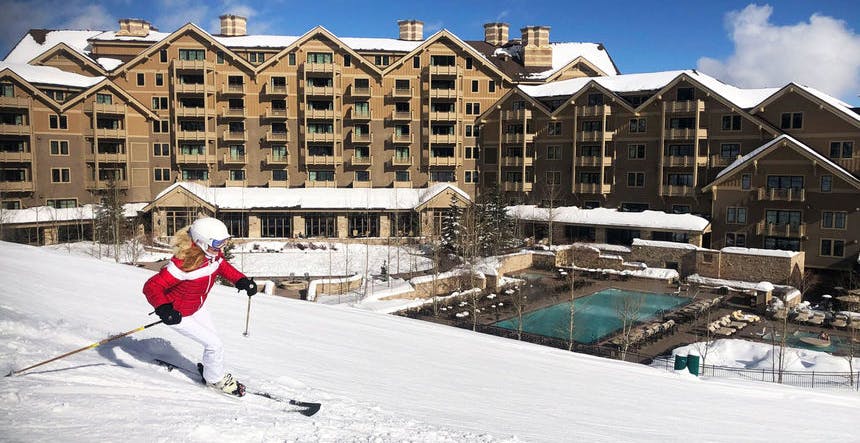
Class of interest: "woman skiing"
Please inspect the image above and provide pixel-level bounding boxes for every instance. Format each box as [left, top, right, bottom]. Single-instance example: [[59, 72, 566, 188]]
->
[[143, 217, 257, 396]]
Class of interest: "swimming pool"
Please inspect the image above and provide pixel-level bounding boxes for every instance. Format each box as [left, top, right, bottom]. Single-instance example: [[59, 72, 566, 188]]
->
[[495, 288, 690, 344]]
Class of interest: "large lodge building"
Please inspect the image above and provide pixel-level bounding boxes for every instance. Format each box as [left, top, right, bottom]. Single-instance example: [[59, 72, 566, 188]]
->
[[0, 15, 858, 272]]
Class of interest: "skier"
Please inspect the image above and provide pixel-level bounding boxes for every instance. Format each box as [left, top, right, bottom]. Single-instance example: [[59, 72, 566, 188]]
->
[[143, 217, 257, 396]]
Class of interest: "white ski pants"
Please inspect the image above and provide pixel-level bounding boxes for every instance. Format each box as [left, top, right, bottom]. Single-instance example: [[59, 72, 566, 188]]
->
[[169, 305, 226, 384]]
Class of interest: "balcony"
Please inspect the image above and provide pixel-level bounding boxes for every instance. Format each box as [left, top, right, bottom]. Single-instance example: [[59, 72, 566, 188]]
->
[[0, 149, 32, 162], [391, 110, 412, 120], [222, 107, 246, 118], [0, 123, 30, 136], [306, 108, 335, 119], [500, 156, 534, 167], [663, 155, 697, 167], [305, 132, 336, 143], [501, 109, 532, 121], [222, 130, 247, 142], [264, 83, 288, 96], [756, 222, 806, 237], [391, 133, 414, 144], [0, 96, 30, 108], [351, 132, 372, 143], [429, 111, 457, 121], [94, 127, 126, 139], [710, 154, 739, 168], [353, 180, 372, 188], [87, 151, 127, 163], [174, 60, 208, 70], [391, 87, 413, 98], [175, 83, 213, 94], [667, 99, 705, 113], [267, 179, 289, 188], [0, 180, 33, 192], [575, 183, 612, 194], [757, 187, 806, 202], [661, 185, 695, 197], [428, 89, 458, 99], [428, 65, 460, 76], [502, 133, 535, 144], [305, 152, 337, 165], [222, 83, 245, 95], [351, 155, 373, 166], [85, 179, 129, 190], [577, 130, 614, 142], [305, 85, 335, 96], [429, 133, 457, 144], [176, 107, 207, 117], [665, 128, 707, 140], [176, 130, 208, 141], [428, 156, 458, 167], [574, 156, 612, 167], [500, 182, 534, 192], [393, 180, 413, 188], [306, 180, 337, 188], [225, 179, 246, 187], [392, 155, 412, 166], [265, 130, 289, 142], [86, 103, 125, 115], [266, 152, 289, 165], [350, 109, 371, 120], [304, 62, 337, 73], [577, 105, 612, 117], [264, 108, 288, 119], [222, 153, 246, 164], [175, 152, 211, 164], [351, 85, 372, 96]]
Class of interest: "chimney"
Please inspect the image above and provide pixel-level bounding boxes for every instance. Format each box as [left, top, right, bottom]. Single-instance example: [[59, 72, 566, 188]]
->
[[483, 23, 509, 46], [521, 26, 552, 69], [117, 19, 153, 37], [219, 14, 247, 37], [398, 20, 424, 41]]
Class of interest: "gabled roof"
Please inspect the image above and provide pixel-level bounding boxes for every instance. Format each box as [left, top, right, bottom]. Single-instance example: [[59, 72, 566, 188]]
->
[[26, 42, 106, 75], [58, 78, 159, 119], [382, 29, 510, 82], [0, 61, 103, 88], [143, 182, 471, 213], [475, 87, 553, 123], [703, 134, 860, 191], [466, 40, 619, 82], [255, 26, 383, 76], [3, 29, 102, 63], [0, 67, 66, 111], [752, 82, 860, 128]]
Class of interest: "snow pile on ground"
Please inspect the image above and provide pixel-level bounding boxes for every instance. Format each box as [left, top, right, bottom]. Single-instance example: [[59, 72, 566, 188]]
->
[[669, 339, 858, 373], [2, 241, 859, 442]]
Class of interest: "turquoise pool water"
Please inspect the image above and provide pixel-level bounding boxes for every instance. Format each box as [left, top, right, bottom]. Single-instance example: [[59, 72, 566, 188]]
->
[[788, 331, 852, 354], [495, 288, 689, 344]]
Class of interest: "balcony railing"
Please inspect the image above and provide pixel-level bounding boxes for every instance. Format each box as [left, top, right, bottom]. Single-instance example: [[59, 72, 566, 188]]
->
[[391, 110, 412, 120], [265, 130, 289, 142], [663, 155, 697, 167], [502, 133, 535, 144], [222, 130, 247, 141], [392, 87, 413, 98], [574, 156, 612, 167], [225, 179, 246, 187], [351, 132, 372, 143], [267, 178, 289, 187], [0, 96, 30, 108], [667, 99, 705, 113], [756, 222, 806, 237], [304, 62, 337, 73], [429, 111, 457, 121], [577, 130, 614, 142], [428, 156, 458, 167], [222, 153, 247, 164], [264, 108, 288, 119], [0, 180, 34, 191], [500, 182, 534, 192], [429, 133, 457, 144], [757, 187, 806, 202], [175, 83, 213, 94], [85, 179, 129, 190], [428, 89, 458, 99], [501, 109, 532, 121], [575, 183, 612, 194], [222, 83, 245, 95], [87, 103, 125, 114], [665, 128, 708, 140], [351, 85, 372, 96], [305, 152, 337, 165], [176, 107, 207, 117], [87, 151, 127, 163], [662, 185, 695, 197], [391, 133, 414, 144], [428, 65, 460, 76], [393, 180, 413, 188], [222, 107, 246, 118], [306, 180, 336, 188], [175, 152, 211, 164], [266, 152, 289, 165], [94, 128, 126, 139], [577, 104, 612, 117], [710, 154, 739, 167], [351, 155, 373, 166], [176, 130, 208, 141], [500, 156, 535, 167], [0, 123, 30, 135], [392, 155, 412, 166], [306, 108, 335, 119], [174, 60, 208, 70], [305, 132, 335, 143], [350, 110, 371, 120], [265, 83, 288, 96], [0, 149, 32, 162], [305, 85, 335, 96]]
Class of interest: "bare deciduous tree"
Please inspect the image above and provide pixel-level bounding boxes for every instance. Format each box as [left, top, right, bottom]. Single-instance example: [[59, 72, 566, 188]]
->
[[615, 293, 644, 362]]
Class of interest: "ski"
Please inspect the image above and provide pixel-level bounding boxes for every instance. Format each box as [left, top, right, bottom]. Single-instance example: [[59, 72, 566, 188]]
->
[[154, 359, 321, 416]]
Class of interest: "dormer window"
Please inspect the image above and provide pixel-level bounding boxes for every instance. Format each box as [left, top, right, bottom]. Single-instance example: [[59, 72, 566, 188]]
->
[[677, 87, 694, 101]]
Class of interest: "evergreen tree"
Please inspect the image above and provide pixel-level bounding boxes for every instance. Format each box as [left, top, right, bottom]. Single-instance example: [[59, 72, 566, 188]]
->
[[475, 186, 515, 256], [93, 178, 128, 262], [440, 194, 464, 255]]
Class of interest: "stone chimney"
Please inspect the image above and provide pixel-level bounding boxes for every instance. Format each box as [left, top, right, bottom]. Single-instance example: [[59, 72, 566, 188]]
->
[[219, 14, 247, 37], [483, 23, 509, 46], [398, 20, 424, 41], [117, 19, 153, 37], [520, 26, 552, 69]]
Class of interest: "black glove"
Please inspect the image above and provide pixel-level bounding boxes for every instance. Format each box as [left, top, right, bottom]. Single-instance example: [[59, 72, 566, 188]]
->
[[236, 277, 258, 296], [155, 303, 182, 325]]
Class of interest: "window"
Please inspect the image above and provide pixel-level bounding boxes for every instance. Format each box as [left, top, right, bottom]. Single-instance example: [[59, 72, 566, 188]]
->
[[672, 205, 691, 214], [159, 49, 168, 63], [272, 170, 288, 182], [288, 53, 296, 65], [430, 170, 456, 182], [348, 214, 379, 237], [720, 143, 740, 158], [395, 79, 410, 93], [153, 143, 169, 156], [464, 146, 479, 159], [96, 93, 112, 104], [46, 199, 76, 209], [355, 170, 370, 182], [305, 213, 337, 237], [829, 141, 854, 159], [780, 112, 803, 129], [51, 168, 70, 183], [0, 83, 13, 97], [726, 207, 747, 224], [374, 54, 390, 66], [153, 120, 169, 133], [621, 202, 649, 212], [465, 125, 473, 137], [628, 144, 645, 159], [250, 52, 264, 63], [821, 211, 847, 229], [820, 239, 845, 257], [309, 170, 335, 181], [307, 52, 332, 64], [547, 146, 561, 160], [579, 145, 601, 157], [229, 170, 245, 181], [151, 97, 168, 109], [764, 237, 800, 251], [821, 175, 832, 192], [488, 81, 495, 93], [667, 173, 693, 186], [741, 174, 751, 190], [578, 172, 600, 184], [260, 212, 291, 237], [155, 73, 164, 86], [587, 93, 604, 106], [547, 122, 562, 136], [512, 101, 526, 110], [721, 115, 741, 131], [49, 115, 68, 129], [676, 87, 694, 101], [216, 51, 224, 64], [471, 80, 479, 93], [154, 168, 171, 182], [413, 56, 420, 69], [669, 117, 695, 129], [666, 144, 694, 156], [137, 73, 145, 86], [766, 175, 803, 190], [465, 57, 473, 69], [50, 140, 69, 155], [466, 102, 481, 115], [726, 233, 747, 247], [627, 172, 644, 187], [765, 210, 801, 227], [430, 55, 455, 66], [181, 169, 208, 181], [582, 120, 602, 132], [629, 118, 646, 133], [465, 170, 479, 183], [395, 170, 410, 182]]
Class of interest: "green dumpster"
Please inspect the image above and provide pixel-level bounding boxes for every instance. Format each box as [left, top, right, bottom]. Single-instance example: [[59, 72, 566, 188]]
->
[[673, 354, 687, 370], [687, 354, 700, 376]]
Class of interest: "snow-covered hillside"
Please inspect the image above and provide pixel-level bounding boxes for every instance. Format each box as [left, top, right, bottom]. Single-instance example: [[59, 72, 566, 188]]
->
[[1, 241, 858, 442]]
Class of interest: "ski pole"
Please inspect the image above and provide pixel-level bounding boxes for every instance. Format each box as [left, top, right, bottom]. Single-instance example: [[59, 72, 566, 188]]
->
[[242, 295, 252, 337], [6, 320, 163, 377]]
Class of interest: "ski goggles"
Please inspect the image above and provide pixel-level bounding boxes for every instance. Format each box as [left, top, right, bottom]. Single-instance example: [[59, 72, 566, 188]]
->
[[209, 238, 228, 250]]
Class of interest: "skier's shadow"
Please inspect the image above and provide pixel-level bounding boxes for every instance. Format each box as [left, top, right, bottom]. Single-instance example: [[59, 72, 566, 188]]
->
[[96, 336, 199, 382]]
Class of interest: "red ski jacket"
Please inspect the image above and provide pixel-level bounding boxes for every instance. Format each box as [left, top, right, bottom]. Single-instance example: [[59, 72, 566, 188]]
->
[[143, 253, 245, 316]]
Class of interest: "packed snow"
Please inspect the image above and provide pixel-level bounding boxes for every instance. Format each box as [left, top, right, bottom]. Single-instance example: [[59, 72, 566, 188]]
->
[[1, 241, 859, 442]]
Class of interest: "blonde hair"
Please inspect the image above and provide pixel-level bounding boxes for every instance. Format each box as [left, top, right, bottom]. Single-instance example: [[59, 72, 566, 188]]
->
[[172, 226, 206, 271]]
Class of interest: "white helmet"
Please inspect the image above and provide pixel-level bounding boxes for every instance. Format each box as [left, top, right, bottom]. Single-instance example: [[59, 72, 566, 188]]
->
[[190, 217, 231, 254]]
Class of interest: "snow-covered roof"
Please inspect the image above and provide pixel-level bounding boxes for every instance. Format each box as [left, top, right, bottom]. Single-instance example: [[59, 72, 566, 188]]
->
[[2, 203, 145, 224], [721, 246, 801, 259], [88, 30, 171, 42], [525, 42, 618, 79], [3, 30, 101, 63], [792, 83, 860, 126], [0, 62, 103, 88], [714, 134, 860, 184], [212, 34, 423, 52], [95, 57, 123, 71], [520, 69, 778, 109], [632, 239, 713, 251], [151, 182, 470, 211], [507, 205, 710, 232]]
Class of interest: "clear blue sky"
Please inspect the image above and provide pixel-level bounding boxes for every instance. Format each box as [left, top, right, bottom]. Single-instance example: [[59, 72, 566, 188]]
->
[[2, 0, 859, 103]]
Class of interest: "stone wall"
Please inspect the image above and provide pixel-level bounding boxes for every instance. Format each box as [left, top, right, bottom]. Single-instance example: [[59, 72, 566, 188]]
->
[[410, 271, 486, 298], [628, 244, 700, 276], [556, 245, 623, 270], [718, 251, 804, 285]]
